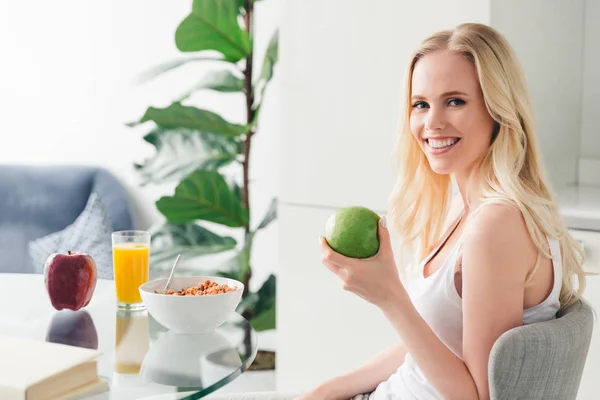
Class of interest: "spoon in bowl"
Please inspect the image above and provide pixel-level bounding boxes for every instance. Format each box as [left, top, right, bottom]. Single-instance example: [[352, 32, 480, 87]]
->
[[162, 254, 181, 293]]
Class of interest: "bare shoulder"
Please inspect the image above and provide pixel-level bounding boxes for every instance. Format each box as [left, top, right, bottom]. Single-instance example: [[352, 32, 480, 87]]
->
[[462, 203, 534, 276], [465, 203, 529, 241]]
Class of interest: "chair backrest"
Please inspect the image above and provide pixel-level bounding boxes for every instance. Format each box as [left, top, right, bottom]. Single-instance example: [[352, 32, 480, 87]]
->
[[488, 299, 595, 400], [0, 165, 134, 273]]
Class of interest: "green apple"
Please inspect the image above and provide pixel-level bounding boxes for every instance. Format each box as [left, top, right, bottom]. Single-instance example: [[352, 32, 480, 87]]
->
[[324, 206, 381, 259]]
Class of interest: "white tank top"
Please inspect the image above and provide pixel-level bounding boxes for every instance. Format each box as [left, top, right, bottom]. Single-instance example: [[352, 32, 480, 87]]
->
[[370, 212, 563, 400]]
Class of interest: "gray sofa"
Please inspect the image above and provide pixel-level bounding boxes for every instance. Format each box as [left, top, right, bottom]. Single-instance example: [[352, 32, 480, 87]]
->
[[0, 165, 134, 274]]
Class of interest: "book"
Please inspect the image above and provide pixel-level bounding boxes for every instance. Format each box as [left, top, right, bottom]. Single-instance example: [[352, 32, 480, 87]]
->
[[0, 335, 109, 400]]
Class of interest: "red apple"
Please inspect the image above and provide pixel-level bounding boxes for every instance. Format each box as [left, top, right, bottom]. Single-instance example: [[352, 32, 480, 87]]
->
[[44, 251, 98, 311]]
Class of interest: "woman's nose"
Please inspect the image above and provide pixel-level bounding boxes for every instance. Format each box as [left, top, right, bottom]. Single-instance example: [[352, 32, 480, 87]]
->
[[425, 108, 446, 131]]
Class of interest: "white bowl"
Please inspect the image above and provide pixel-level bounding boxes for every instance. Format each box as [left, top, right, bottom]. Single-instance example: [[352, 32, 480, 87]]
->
[[139, 276, 244, 334]]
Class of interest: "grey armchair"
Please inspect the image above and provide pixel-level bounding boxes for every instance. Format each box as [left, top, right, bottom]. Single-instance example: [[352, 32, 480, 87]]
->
[[489, 298, 594, 400], [206, 299, 594, 400], [0, 165, 134, 274]]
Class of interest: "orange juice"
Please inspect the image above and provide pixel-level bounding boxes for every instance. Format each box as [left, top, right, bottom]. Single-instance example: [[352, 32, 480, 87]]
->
[[113, 243, 149, 304]]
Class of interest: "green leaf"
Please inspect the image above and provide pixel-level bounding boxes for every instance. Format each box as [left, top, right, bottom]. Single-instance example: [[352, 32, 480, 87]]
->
[[246, 273, 276, 331], [156, 170, 249, 227], [251, 304, 275, 331], [236, 292, 259, 314], [132, 56, 229, 84], [253, 30, 279, 115], [135, 128, 242, 185], [259, 30, 278, 84], [237, 0, 263, 10], [150, 222, 237, 266], [254, 274, 276, 315], [215, 270, 243, 281], [238, 232, 253, 276], [178, 69, 245, 101], [222, 232, 253, 277], [138, 103, 248, 137], [256, 198, 277, 230], [249, 104, 260, 129], [232, 182, 243, 204], [175, 0, 251, 62]]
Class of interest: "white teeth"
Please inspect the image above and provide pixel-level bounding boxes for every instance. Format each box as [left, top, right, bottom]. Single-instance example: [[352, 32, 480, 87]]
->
[[427, 138, 458, 149]]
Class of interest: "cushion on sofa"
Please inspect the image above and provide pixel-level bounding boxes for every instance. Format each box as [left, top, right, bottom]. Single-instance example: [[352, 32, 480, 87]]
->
[[28, 192, 114, 280]]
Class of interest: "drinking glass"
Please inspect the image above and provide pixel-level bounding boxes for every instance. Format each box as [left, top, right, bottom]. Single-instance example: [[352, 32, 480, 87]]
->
[[112, 230, 150, 310]]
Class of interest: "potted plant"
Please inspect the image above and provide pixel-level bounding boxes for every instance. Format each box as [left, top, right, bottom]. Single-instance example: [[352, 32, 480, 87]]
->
[[128, 0, 278, 370]]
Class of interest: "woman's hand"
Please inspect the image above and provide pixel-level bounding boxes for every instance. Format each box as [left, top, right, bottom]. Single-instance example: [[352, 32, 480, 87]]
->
[[319, 216, 406, 309]]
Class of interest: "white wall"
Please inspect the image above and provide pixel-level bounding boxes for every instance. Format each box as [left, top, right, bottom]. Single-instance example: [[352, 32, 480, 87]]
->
[[490, 0, 585, 190], [279, 0, 490, 212], [0, 0, 281, 292], [580, 0, 600, 160]]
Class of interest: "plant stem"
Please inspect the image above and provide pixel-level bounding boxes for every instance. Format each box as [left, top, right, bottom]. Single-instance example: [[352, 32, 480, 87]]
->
[[241, 0, 255, 299], [241, 1, 256, 362]]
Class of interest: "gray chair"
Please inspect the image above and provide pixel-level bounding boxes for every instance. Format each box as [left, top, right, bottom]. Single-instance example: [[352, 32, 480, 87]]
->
[[0, 164, 134, 274], [205, 300, 595, 400], [489, 298, 595, 400]]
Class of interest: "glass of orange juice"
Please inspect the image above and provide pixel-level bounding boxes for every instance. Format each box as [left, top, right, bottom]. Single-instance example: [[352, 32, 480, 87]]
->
[[112, 230, 150, 310]]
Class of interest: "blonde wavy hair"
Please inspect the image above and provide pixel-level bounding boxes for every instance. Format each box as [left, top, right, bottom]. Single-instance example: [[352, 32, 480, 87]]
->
[[388, 22, 587, 309]]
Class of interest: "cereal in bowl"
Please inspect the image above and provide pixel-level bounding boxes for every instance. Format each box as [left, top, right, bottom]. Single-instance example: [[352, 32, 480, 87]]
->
[[155, 279, 238, 296]]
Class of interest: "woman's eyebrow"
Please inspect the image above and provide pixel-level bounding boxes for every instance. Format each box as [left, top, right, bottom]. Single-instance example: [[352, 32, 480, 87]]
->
[[411, 90, 469, 101]]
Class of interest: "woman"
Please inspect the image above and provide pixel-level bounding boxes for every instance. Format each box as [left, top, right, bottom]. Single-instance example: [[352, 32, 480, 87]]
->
[[308, 22, 587, 400]]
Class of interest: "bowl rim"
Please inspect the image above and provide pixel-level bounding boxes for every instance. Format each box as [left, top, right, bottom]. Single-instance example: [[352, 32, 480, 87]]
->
[[139, 275, 245, 299]]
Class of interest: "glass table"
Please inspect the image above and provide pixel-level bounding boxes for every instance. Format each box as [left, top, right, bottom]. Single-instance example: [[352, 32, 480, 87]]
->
[[0, 273, 257, 400]]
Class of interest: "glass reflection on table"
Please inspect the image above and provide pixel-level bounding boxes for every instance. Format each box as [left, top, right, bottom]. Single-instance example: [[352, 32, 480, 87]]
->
[[114, 309, 150, 375]]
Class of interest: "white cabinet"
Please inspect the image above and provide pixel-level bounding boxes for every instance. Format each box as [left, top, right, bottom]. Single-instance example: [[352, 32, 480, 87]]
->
[[277, 0, 600, 394], [570, 229, 600, 275], [569, 228, 600, 400]]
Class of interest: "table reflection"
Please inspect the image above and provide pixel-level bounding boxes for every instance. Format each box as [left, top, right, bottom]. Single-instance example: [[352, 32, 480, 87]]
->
[[114, 310, 150, 374], [2, 274, 258, 399], [45, 309, 99, 350], [141, 330, 243, 388]]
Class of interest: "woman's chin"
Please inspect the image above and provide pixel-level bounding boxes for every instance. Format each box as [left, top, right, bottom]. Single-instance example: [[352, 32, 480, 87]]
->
[[428, 162, 455, 175]]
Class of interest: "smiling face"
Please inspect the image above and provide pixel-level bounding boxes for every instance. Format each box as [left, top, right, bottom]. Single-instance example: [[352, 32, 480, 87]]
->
[[410, 50, 496, 177]]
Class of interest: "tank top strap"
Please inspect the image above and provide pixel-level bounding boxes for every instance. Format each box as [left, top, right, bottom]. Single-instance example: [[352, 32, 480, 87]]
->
[[418, 209, 466, 284], [546, 236, 563, 296], [443, 236, 464, 283]]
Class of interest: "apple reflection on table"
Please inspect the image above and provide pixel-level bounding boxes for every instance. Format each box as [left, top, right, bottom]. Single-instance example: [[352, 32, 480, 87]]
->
[[45, 309, 99, 350]]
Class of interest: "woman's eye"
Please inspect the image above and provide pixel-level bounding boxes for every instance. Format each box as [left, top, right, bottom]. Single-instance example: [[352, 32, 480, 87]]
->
[[412, 101, 429, 109], [448, 98, 465, 106]]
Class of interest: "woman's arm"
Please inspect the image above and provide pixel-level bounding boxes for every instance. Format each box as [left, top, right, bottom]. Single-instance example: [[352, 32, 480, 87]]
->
[[301, 342, 407, 400], [319, 204, 534, 399], [379, 204, 531, 400]]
